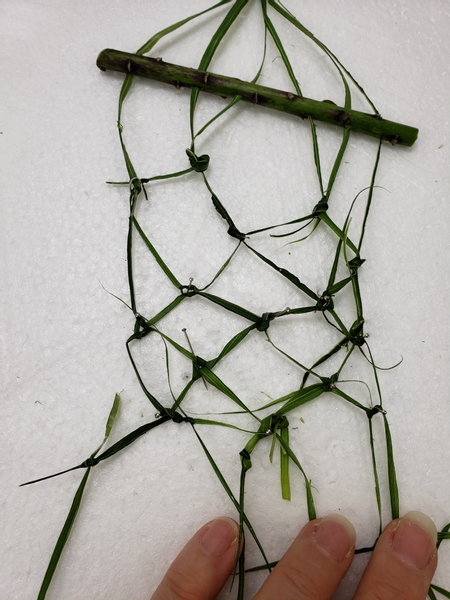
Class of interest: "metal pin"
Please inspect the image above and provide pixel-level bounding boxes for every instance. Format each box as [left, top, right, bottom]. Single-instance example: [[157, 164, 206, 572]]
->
[[287, 92, 295, 100], [203, 72, 209, 84], [182, 328, 208, 390], [127, 59, 131, 73]]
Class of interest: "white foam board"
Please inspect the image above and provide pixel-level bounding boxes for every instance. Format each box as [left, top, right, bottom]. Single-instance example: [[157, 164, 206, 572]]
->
[[1, 1, 449, 598]]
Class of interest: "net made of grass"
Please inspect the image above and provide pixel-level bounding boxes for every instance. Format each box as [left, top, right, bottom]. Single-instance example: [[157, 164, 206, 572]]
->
[[21, 2, 450, 599]]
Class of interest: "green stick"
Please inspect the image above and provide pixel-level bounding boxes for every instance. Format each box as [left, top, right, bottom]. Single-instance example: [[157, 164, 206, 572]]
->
[[97, 48, 418, 146]]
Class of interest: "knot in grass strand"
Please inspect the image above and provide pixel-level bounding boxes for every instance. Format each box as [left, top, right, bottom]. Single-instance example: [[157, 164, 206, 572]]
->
[[259, 414, 289, 435], [312, 196, 329, 217], [180, 283, 198, 297], [196, 356, 207, 368], [169, 411, 195, 425], [367, 405, 387, 419], [348, 256, 366, 274], [135, 313, 150, 331], [227, 225, 246, 241], [240, 448, 252, 471], [351, 335, 366, 347], [316, 294, 334, 311], [321, 373, 339, 391], [129, 177, 143, 195], [271, 414, 289, 432], [347, 319, 365, 346], [256, 312, 274, 332], [82, 456, 100, 468], [192, 355, 207, 382], [185, 148, 210, 172]]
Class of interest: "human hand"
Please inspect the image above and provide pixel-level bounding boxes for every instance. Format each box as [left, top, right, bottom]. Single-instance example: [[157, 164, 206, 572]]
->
[[150, 511, 437, 599]]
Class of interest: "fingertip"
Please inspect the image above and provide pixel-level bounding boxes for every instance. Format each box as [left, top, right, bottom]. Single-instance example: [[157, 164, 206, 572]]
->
[[254, 514, 355, 599], [150, 516, 242, 600], [314, 514, 356, 561], [392, 511, 437, 571], [200, 517, 240, 556], [354, 511, 438, 600], [400, 511, 437, 542]]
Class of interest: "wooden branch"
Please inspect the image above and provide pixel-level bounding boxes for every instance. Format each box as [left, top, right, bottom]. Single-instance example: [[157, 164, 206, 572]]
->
[[96, 48, 418, 146]]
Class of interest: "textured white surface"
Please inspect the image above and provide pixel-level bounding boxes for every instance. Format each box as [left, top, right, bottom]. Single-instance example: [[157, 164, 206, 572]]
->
[[1, 1, 450, 599]]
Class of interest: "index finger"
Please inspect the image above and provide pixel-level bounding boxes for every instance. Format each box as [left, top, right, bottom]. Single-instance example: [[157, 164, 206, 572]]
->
[[353, 511, 438, 600], [254, 514, 356, 600]]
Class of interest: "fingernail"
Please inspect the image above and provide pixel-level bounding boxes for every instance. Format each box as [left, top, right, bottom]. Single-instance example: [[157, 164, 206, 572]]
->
[[201, 518, 238, 556], [393, 511, 437, 570], [314, 514, 356, 561]]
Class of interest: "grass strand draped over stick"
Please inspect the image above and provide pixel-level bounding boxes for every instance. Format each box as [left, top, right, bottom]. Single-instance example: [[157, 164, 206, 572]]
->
[[22, 2, 449, 599]]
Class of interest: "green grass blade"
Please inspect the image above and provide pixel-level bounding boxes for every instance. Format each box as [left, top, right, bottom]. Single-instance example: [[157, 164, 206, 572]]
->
[[368, 418, 383, 535], [190, 0, 249, 139], [192, 418, 256, 434], [318, 212, 359, 255], [92, 393, 121, 456], [245, 560, 278, 572], [331, 387, 368, 412], [431, 585, 450, 599], [210, 192, 243, 238], [265, 331, 317, 378], [383, 414, 400, 520], [37, 468, 91, 600], [117, 0, 233, 120], [138, 0, 233, 55], [95, 416, 171, 463], [146, 295, 185, 327], [268, 0, 378, 113], [438, 523, 450, 548], [126, 335, 168, 413], [200, 242, 241, 291], [280, 426, 291, 500], [234, 450, 252, 598], [208, 323, 258, 368], [191, 426, 271, 570], [245, 213, 313, 236], [326, 238, 343, 291], [327, 276, 352, 295], [20, 464, 84, 487], [132, 217, 181, 288], [150, 328, 194, 361], [358, 139, 382, 252], [194, 15, 267, 142], [22, 394, 122, 487], [326, 128, 351, 197], [276, 432, 316, 519], [300, 336, 349, 387], [140, 167, 194, 183], [201, 366, 259, 419], [274, 384, 326, 416], [244, 242, 318, 300], [262, 4, 326, 195], [197, 290, 261, 322]]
